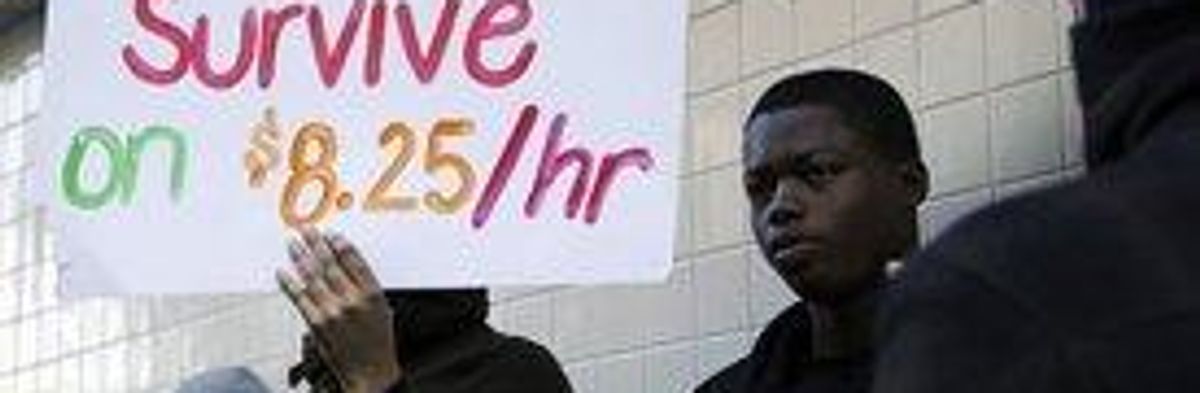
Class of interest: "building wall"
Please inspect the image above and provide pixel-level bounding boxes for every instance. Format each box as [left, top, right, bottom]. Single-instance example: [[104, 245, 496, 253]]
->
[[0, 1, 1082, 392]]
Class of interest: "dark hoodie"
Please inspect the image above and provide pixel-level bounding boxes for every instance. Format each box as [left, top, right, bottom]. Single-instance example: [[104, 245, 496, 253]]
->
[[875, 1, 1200, 392], [289, 289, 572, 393]]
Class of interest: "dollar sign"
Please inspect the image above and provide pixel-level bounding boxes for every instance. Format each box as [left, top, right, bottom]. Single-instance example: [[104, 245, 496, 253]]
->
[[244, 107, 282, 188]]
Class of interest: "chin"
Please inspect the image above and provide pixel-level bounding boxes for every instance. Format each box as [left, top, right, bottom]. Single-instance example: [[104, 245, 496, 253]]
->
[[791, 278, 860, 305]]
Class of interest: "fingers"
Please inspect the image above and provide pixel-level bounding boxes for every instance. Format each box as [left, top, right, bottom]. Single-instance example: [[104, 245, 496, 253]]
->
[[280, 228, 379, 321], [277, 268, 325, 326], [301, 228, 358, 298], [279, 230, 402, 393], [328, 233, 382, 293], [288, 234, 343, 317]]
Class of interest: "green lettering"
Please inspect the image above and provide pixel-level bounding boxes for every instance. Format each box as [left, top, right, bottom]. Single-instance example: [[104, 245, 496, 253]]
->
[[61, 126, 124, 210], [123, 125, 189, 205], [59, 124, 191, 211]]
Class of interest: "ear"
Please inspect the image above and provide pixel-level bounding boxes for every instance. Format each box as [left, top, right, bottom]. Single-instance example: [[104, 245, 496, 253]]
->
[[896, 161, 929, 207]]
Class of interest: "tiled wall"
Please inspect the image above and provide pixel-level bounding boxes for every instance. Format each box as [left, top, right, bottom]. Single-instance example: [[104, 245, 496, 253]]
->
[[0, 1, 1083, 392]]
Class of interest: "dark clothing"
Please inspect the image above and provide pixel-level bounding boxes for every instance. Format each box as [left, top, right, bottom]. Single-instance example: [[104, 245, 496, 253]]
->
[[289, 290, 572, 393], [874, 2, 1200, 392], [696, 303, 872, 393]]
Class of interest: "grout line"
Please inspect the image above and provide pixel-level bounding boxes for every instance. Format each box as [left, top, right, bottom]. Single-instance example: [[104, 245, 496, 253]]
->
[[0, 113, 37, 135], [918, 66, 1073, 112], [689, 1, 737, 20]]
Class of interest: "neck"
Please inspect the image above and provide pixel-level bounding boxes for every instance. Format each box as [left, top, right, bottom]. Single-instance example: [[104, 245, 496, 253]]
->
[[806, 284, 881, 361]]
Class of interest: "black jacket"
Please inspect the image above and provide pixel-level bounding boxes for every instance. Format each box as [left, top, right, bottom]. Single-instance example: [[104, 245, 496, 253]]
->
[[289, 289, 572, 393], [695, 303, 872, 393], [874, 2, 1200, 392]]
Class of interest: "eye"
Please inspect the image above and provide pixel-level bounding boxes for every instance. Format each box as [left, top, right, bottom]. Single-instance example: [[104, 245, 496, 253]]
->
[[802, 160, 847, 190], [743, 173, 774, 203]]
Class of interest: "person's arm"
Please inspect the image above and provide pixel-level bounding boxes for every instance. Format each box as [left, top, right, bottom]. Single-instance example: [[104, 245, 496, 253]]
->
[[278, 229, 403, 393]]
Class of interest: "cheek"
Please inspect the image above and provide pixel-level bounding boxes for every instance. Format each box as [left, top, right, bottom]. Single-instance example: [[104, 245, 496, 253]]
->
[[825, 190, 891, 248]]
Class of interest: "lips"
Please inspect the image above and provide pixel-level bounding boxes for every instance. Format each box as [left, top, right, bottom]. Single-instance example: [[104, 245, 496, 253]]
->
[[767, 234, 824, 273]]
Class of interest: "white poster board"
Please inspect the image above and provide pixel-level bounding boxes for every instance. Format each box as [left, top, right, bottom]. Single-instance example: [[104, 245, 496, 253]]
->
[[37, 0, 685, 294]]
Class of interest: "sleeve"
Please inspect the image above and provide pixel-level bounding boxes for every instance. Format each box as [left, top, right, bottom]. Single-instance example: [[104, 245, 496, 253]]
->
[[477, 337, 574, 393], [1071, 0, 1200, 166]]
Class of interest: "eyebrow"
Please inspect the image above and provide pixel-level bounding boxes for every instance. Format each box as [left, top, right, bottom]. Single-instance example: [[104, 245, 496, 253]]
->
[[747, 147, 845, 173]]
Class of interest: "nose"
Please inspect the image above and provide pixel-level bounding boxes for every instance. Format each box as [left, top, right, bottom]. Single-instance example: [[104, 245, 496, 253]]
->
[[764, 178, 806, 228]]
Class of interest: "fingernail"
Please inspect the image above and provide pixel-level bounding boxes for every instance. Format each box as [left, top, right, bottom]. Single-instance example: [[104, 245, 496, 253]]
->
[[287, 239, 303, 261], [328, 233, 348, 249], [288, 240, 316, 276]]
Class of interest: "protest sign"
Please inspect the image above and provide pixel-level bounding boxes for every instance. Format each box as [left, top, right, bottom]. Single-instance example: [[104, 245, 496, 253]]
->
[[38, 0, 685, 294]]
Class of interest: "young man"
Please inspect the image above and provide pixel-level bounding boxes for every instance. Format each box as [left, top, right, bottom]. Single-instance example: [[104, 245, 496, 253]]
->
[[696, 70, 928, 393], [874, 0, 1200, 392]]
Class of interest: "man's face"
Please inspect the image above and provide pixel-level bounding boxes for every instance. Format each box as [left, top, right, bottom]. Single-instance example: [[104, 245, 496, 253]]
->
[[743, 105, 919, 304]]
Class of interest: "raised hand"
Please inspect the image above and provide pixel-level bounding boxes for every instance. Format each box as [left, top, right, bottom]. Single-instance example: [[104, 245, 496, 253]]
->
[[278, 229, 402, 393]]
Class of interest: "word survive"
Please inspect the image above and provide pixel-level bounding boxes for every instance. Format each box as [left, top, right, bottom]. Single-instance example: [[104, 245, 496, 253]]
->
[[123, 0, 537, 89]]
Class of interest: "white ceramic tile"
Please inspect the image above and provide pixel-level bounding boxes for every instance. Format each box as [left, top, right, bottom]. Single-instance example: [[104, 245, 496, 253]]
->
[[690, 5, 742, 92], [986, 0, 1061, 86], [919, 187, 991, 244], [858, 27, 920, 106], [919, 0, 974, 17], [644, 343, 697, 393], [677, 178, 697, 259], [693, 166, 751, 251], [565, 361, 599, 393], [856, 0, 916, 37], [693, 249, 750, 336], [747, 248, 795, 326], [691, 0, 731, 15], [641, 264, 696, 344], [691, 85, 745, 171], [599, 285, 652, 354], [795, 0, 855, 59], [552, 288, 592, 361], [741, 0, 796, 74], [919, 5, 985, 105], [594, 353, 645, 393], [694, 331, 751, 388], [919, 96, 991, 196], [491, 292, 555, 352], [991, 76, 1064, 181]]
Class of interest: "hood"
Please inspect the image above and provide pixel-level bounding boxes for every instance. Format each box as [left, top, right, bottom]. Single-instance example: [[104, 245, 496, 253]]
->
[[1071, 0, 1200, 168], [385, 288, 490, 361], [288, 289, 490, 390]]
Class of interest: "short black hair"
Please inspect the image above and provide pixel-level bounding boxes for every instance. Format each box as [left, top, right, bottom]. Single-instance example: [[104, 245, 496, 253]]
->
[[746, 69, 921, 163]]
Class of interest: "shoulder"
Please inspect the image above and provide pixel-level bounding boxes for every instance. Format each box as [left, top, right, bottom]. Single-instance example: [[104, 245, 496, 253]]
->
[[907, 176, 1126, 293], [482, 334, 573, 392], [492, 334, 568, 371], [883, 178, 1124, 346], [404, 327, 572, 393], [874, 186, 1100, 393], [901, 168, 1180, 318]]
